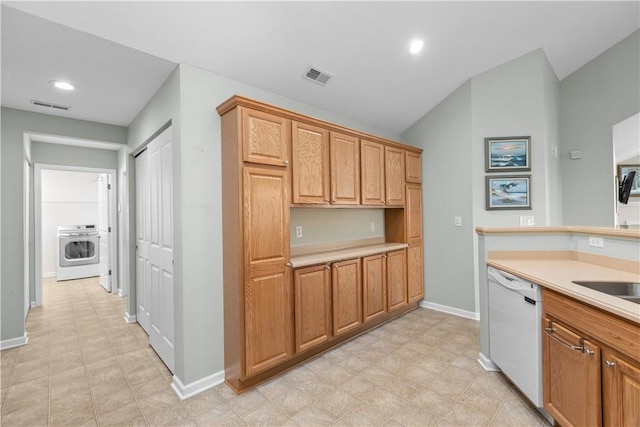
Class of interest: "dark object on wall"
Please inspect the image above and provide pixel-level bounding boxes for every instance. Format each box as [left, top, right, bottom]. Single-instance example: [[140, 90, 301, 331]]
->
[[619, 170, 636, 204]]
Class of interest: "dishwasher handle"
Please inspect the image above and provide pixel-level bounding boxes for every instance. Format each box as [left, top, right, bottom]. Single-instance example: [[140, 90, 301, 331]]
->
[[488, 267, 533, 292]]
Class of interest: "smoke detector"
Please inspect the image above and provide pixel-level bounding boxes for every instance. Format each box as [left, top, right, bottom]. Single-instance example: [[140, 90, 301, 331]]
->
[[303, 66, 332, 86], [30, 99, 70, 111]]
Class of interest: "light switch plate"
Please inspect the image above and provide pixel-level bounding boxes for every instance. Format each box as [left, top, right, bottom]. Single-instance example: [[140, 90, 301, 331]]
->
[[454, 216, 462, 227], [295, 226, 303, 238]]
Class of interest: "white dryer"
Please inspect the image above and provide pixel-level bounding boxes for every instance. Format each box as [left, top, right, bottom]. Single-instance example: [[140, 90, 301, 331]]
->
[[57, 225, 100, 281]]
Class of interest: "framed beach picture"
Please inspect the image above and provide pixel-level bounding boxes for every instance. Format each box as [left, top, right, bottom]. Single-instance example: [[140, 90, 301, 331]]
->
[[618, 164, 640, 197], [486, 175, 531, 210], [485, 136, 531, 172]]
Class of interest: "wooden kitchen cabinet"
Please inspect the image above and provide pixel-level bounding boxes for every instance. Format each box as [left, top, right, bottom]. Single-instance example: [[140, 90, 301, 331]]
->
[[405, 151, 422, 183], [219, 95, 423, 393], [294, 264, 332, 353], [332, 258, 363, 336], [542, 318, 602, 427], [602, 348, 640, 427], [292, 121, 330, 204], [362, 254, 387, 322], [361, 140, 386, 206], [330, 132, 360, 205], [385, 146, 405, 206], [406, 183, 423, 302], [387, 249, 407, 311], [242, 167, 292, 377], [542, 288, 640, 427], [241, 107, 291, 167]]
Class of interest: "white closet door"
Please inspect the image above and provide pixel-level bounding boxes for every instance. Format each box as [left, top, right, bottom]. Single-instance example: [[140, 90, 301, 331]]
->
[[147, 127, 175, 373], [98, 173, 111, 292], [135, 151, 151, 334]]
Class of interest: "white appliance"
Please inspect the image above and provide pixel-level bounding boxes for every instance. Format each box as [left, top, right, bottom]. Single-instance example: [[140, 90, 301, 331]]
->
[[57, 225, 100, 281], [488, 266, 546, 410]]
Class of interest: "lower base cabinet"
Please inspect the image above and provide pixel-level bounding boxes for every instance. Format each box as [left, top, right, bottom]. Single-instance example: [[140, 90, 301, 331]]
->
[[294, 265, 331, 353], [362, 254, 387, 322], [387, 249, 407, 311], [332, 258, 363, 336], [245, 271, 293, 377], [542, 288, 640, 427]]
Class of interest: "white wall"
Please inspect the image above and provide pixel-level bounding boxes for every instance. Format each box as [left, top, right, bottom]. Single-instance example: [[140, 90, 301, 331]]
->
[[1, 107, 126, 344], [40, 170, 100, 275], [560, 30, 640, 226], [402, 49, 560, 316]]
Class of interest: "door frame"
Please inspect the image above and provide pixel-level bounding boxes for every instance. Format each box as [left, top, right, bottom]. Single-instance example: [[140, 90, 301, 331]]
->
[[33, 163, 117, 306]]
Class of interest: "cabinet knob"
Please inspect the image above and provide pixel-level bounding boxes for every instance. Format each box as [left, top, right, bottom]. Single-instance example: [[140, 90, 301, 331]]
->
[[283, 160, 289, 165], [285, 262, 293, 267], [325, 265, 330, 270], [605, 360, 616, 368], [325, 199, 329, 203]]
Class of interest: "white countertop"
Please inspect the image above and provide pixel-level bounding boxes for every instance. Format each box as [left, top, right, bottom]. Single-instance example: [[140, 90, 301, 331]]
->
[[290, 242, 409, 268], [487, 257, 640, 325]]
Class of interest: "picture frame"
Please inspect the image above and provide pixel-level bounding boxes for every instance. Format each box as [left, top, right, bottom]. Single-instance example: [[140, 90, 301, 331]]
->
[[618, 164, 640, 197], [485, 136, 531, 172], [486, 175, 531, 210]]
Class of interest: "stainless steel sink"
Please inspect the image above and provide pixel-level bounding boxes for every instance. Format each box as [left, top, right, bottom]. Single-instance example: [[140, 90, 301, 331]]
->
[[571, 281, 640, 303]]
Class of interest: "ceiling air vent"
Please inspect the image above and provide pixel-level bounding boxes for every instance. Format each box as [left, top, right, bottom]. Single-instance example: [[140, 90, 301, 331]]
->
[[303, 66, 332, 86], [30, 100, 70, 111]]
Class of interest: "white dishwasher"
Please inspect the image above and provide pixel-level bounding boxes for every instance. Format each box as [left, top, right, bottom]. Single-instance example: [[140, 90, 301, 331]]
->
[[488, 266, 543, 408]]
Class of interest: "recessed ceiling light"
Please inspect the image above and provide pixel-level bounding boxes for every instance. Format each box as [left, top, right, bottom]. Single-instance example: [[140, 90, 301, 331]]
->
[[409, 39, 424, 55], [50, 80, 75, 91]]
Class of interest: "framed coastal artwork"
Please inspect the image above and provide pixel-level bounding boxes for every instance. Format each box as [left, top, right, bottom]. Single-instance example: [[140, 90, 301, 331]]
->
[[486, 175, 531, 210], [618, 164, 640, 197], [485, 136, 531, 172]]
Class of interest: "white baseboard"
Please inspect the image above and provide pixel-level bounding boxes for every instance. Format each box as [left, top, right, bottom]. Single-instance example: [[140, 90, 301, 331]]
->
[[1, 333, 29, 350], [477, 352, 501, 372], [43, 272, 56, 278], [171, 371, 225, 400], [117, 288, 126, 298], [419, 300, 480, 321], [123, 313, 137, 324]]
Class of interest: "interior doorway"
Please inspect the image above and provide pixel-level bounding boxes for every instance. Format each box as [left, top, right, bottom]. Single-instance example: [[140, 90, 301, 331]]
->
[[33, 164, 117, 306]]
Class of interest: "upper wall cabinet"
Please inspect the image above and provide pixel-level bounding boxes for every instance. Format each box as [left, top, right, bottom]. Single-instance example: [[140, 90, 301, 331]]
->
[[361, 140, 386, 206], [405, 151, 422, 184], [292, 122, 330, 204], [330, 132, 360, 205], [385, 146, 405, 206], [242, 108, 291, 167]]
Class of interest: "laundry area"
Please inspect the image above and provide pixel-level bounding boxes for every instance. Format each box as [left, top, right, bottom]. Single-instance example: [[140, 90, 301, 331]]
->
[[40, 169, 112, 292]]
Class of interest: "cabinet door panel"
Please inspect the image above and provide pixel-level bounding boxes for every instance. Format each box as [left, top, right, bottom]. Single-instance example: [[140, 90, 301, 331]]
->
[[245, 271, 292, 376], [294, 265, 331, 353], [330, 132, 360, 205], [407, 244, 424, 303], [405, 152, 422, 183], [543, 319, 602, 427], [603, 350, 640, 427], [243, 167, 290, 272], [332, 259, 363, 336], [385, 147, 405, 206], [362, 254, 387, 322], [242, 108, 290, 166], [387, 250, 407, 311], [292, 122, 330, 204], [361, 140, 385, 206], [406, 184, 423, 242]]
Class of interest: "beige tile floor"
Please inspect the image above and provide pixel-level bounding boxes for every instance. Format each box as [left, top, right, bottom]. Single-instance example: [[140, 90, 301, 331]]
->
[[1, 276, 549, 426]]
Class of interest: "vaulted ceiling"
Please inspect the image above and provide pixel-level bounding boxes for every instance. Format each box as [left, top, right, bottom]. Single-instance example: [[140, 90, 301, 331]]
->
[[2, 2, 638, 133]]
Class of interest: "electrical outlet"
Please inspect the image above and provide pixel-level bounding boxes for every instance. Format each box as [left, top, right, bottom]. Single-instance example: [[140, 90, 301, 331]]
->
[[520, 216, 535, 227], [295, 226, 303, 239], [454, 216, 462, 227], [589, 236, 604, 248], [370, 222, 376, 232]]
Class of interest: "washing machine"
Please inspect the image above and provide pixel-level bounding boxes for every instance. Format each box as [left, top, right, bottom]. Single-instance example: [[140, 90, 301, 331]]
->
[[57, 225, 100, 281]]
